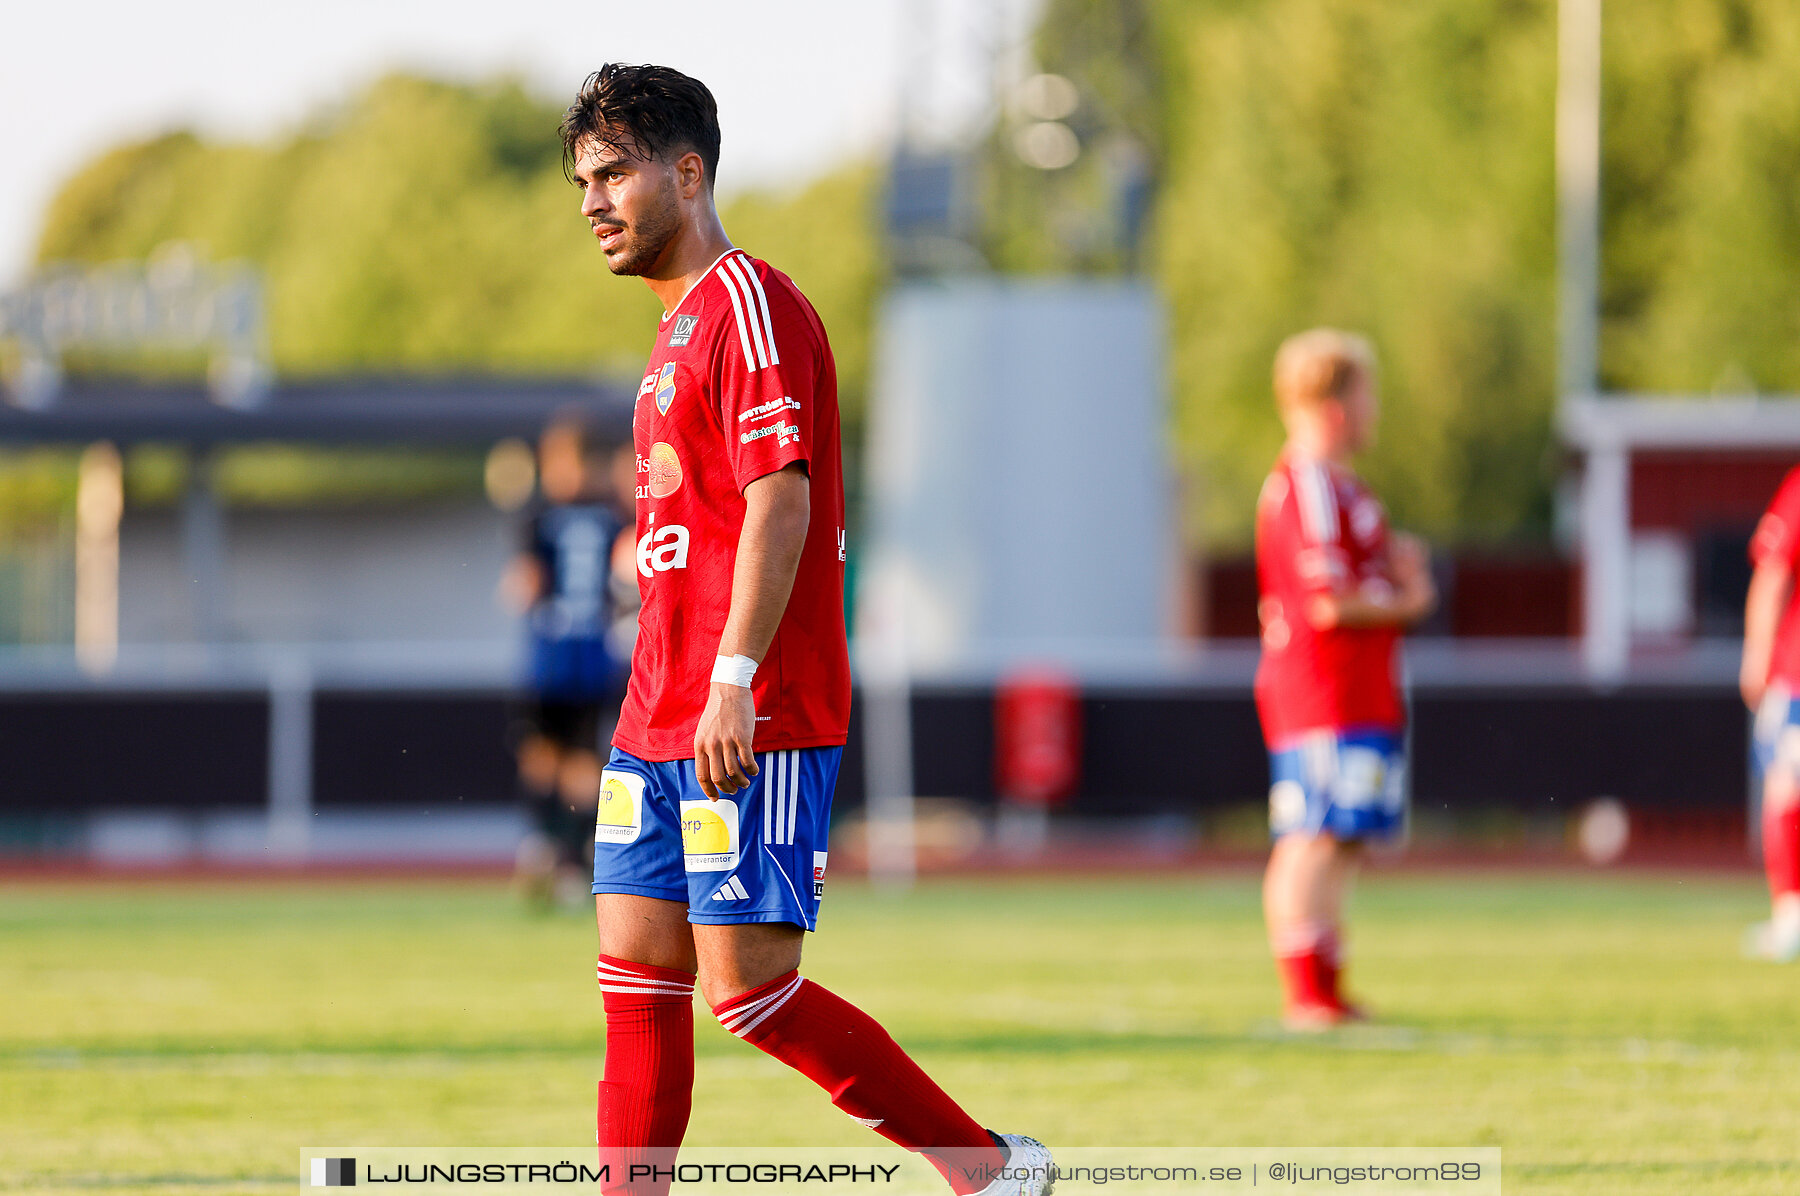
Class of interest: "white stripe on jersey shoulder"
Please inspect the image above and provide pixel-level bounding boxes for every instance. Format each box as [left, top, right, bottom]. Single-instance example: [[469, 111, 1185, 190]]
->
[[718, 251, 783, 373], [724, 253, 781, 368], [722, 255, 769, 370], [716, 260, 760, 373], [1293, 459, 1340, 544]]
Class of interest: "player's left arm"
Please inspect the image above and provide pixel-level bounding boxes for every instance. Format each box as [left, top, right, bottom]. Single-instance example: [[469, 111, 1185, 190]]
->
[[1742, 560, 1792, 711], [693, 463, 809, 800], [692, 274, 826, 800], [1384, 530, 1439, 620], [1306, 531, 1436, 630]]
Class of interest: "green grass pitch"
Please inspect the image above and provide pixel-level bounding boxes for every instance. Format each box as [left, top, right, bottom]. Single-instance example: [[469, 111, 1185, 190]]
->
[[2, 871, 1796, 1195]]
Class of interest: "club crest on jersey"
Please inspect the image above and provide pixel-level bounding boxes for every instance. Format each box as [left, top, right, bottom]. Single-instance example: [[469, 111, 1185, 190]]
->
[[655, 362, 677, 415], [680, 798, 740, 871], [669, 313, 699, 348]]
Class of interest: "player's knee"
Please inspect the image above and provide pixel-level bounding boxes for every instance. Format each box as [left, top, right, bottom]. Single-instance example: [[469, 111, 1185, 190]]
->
[[699, 969, 781, 1013], [695, 928, 804, 1008], [697, 953, 803, 1009], [1284, 831, 1344, 864]]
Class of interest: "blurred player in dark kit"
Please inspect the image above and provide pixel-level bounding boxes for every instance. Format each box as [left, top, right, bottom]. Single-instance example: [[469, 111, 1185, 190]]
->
[[1741, 465, 1800, 962], [563, 64, 1053, 1196], [1254, 330, 1436, 1029], [503, 413, 631, 909]]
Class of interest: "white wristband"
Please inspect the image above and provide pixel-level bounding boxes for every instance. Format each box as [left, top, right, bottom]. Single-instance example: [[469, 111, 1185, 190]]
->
[[711, 653, 758, 688]]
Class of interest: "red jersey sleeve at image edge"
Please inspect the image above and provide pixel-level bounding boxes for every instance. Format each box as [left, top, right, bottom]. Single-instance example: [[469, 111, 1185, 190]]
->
[[1752, 467, 1800, 569]]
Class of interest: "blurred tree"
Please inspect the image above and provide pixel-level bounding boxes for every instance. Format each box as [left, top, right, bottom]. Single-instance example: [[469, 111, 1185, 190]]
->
[[32, 2, 1800, 552], [31, 75, 881, 440], [986, 0, 1164, 274], [1024, 0, 1800, 548], [1603, 0, 1800, 397], [1117, 0, 1561, 547]]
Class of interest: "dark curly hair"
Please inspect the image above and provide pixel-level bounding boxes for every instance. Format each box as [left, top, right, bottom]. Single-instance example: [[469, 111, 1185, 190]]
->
[[560, 64, 721, 188]]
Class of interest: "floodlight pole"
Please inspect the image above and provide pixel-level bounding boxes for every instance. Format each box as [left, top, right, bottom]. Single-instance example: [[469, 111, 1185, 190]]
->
[[859, 605, 918, 891], [1558, 0, 1625, 682], [1557, 0, 1601, 408]]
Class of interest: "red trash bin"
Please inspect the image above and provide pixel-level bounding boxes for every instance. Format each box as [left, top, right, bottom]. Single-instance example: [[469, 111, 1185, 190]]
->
[[994, 667, 1082, 808]]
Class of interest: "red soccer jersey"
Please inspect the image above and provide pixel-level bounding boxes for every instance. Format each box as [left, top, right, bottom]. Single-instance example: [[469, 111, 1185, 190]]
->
[[1253, 450, 1404, 747], [1751, 465, 1800, 688], [612, 248, 852, 761]]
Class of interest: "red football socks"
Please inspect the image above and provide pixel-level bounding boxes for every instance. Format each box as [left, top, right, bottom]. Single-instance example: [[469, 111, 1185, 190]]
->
[[712, 971, 1005, 1195], [596, 955, 696, 1196], [1316, 927, 1344, 1007], [1766, 802, 1800, 898], [1273, 922, 1339, 1011], [1276, 949, 1325, 1009]]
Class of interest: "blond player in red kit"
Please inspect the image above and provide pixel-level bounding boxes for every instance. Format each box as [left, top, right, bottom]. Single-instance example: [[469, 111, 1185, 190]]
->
[[560, 64, 1053, 1196], [1253, 330, 1436, 1029]]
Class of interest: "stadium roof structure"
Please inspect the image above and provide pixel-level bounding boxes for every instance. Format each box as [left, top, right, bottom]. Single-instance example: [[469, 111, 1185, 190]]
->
[[0, 375, 636, 445]]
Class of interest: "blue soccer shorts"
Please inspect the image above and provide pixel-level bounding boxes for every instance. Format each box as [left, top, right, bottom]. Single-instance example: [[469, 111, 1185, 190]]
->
[[1267, 726, 1408, 843], [1753, 684, 1800, 782], [591, 745, 840, 931]]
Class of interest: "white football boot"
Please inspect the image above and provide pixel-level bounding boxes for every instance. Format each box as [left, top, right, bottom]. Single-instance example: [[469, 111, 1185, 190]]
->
[[1743, 917, 1800, 962], [970, 1133, 1055, 1196], [1744, 894, 1800, 962]]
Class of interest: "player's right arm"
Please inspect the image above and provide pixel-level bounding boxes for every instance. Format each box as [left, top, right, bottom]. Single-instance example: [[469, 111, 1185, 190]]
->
[[1742, 469, 1800, 710], [1272, 464, 1434, 632], [690, 260, 826, 800]]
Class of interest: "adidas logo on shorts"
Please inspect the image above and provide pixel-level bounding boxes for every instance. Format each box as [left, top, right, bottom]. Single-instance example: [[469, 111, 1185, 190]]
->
[[712, 876, 749, 902]]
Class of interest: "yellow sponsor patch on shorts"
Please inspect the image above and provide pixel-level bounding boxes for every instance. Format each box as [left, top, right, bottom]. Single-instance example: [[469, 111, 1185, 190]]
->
[[680, 798, 740, 872], [594, 771, 644, 845]]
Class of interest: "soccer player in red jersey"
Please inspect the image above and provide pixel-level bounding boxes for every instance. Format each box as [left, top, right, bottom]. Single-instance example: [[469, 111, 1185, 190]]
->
[[560, 66, 1054, 1195], [1741, 465, 1800, 962], [1253, 329, 1437, 1030]]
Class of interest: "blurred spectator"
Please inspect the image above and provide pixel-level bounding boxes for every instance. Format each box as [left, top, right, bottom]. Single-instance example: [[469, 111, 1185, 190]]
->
[[500, 413, 634, 909]]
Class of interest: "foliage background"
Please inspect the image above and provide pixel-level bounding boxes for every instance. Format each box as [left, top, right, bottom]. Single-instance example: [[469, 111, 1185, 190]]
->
[[26, 0, 1800, 549]]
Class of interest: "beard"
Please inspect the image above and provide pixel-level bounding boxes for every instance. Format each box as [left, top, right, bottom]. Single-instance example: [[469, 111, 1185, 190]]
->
[[599, 176, 682, 278]]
